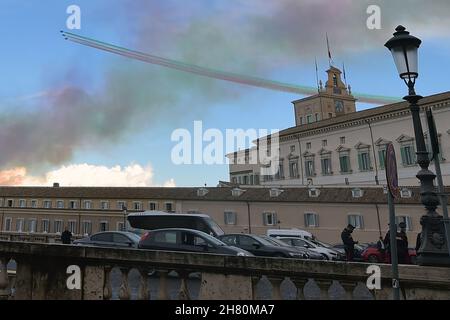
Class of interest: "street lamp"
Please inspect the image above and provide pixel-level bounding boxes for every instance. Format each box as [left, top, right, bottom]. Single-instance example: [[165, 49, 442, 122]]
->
[[385, 26, 450, 266], [123, 206, 127, 232]]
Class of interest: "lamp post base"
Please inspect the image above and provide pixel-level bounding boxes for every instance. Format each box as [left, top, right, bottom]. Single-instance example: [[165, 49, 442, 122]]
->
[[417, 214, 450, 267]]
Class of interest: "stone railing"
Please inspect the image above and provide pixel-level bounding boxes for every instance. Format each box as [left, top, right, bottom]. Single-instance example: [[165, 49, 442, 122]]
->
[[0, 232, 83, 244], [0, 241, 449, 300]]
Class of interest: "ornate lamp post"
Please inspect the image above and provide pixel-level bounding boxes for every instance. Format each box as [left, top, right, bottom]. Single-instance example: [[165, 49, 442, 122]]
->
[[385, 26, 450, 266]]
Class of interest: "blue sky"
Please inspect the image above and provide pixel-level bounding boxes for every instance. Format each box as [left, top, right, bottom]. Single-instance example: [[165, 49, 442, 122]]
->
[[0, 1, 449, 187]]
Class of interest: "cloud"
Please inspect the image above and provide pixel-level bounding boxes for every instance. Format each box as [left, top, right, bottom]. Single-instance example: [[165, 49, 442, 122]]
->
[[2, 0, 450, 173], [0, 163, 175, 187]]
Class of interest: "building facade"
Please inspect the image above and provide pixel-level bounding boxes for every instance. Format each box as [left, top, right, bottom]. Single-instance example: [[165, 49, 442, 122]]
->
[[0, 185, 435, 244], [228, 67, 450, 187]]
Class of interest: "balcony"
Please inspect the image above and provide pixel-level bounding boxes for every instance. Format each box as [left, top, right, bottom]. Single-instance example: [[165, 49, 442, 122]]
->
[[0, 240, 449, 300]]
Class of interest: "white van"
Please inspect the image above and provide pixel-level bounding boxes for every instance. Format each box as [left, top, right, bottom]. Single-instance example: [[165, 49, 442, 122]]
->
[[266, 228, 313, 240]]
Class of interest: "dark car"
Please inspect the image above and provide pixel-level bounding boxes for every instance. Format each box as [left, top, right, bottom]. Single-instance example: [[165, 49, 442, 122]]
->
[[259, 235, 324, 260], [73, 231, 141, 248], [138, 228, 253, 257], [332, 243, 366, 262], [218, 234, 308, 259]]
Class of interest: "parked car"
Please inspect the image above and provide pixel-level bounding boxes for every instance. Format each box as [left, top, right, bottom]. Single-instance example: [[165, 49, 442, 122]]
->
[[73, 231, 141, 248], [332, 243, 366, 262], [127, 211, 225, 237], [276, 237, 344, 260], [138, 228, 253, 257], [218, 234, 308, 259], [260, 235, 324, 260], [361, 244, 417, 264], [267, 228, 313, 240]]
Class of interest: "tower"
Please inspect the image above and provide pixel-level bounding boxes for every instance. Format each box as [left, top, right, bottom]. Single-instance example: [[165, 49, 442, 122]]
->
[[292, 66, 357, 126]]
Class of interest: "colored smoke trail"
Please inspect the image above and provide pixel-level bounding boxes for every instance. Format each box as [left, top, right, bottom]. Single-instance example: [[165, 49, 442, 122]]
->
[[62, 31, 400, 105]]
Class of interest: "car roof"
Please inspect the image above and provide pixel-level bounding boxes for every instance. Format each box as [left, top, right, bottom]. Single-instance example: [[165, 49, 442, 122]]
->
[[144, 228, 211, 235], [91, 231, 138, 237], [127, 211, 211, 218]]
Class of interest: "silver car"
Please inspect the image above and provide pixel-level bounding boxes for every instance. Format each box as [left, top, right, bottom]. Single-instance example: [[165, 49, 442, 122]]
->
[[74, 231, 141, 248]]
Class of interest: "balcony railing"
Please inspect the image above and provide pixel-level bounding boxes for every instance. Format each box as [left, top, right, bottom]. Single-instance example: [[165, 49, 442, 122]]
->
[[0, 241, 449, 300]]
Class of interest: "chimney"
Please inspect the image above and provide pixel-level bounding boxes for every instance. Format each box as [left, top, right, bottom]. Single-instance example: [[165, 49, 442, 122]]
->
[[53, 182, 60, 188]]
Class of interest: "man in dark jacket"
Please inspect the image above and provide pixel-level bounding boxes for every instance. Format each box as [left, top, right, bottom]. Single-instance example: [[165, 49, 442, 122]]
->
[[61, 226, 72, 244], [384, 222, 409, 264], [341, 224, 358, 261]]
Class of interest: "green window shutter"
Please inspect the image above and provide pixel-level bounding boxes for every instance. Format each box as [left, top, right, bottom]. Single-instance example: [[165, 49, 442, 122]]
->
[[358, 154, 363, 171], [400, 147, 407, 165], [339, 156, 345, 172], [304, 214, 308, 227], [379, 150, 385, 169]]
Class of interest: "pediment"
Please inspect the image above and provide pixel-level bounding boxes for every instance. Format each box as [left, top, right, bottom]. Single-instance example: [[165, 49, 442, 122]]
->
[[396, 134, 414, 143], [375, 138, 392, 146], [336, 145, 350, 152]]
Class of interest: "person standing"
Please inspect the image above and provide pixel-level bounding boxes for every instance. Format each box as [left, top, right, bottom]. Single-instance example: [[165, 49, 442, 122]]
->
[[397, 222, 409, 264], [341, 224, 358, 261], [61, 226, 72, 244]]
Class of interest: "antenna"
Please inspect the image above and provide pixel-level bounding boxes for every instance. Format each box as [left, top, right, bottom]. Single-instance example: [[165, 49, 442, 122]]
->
[[314, 58, 320, 93]]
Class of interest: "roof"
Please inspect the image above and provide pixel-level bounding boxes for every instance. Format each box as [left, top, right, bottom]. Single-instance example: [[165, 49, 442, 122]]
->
[[0, 185, 442, 205], [279, 91, 450, 138]]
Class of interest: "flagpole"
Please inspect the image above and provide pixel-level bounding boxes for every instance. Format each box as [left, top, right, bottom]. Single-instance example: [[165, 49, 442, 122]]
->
[[326, 33, 332, 67]]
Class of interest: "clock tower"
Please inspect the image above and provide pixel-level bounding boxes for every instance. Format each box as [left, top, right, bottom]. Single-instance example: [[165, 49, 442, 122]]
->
[[292, 66, 357, 126]]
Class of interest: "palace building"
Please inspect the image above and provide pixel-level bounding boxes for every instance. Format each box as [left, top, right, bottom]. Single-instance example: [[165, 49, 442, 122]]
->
[[0, 185, 441, 244], [227, 67, 450, 188]]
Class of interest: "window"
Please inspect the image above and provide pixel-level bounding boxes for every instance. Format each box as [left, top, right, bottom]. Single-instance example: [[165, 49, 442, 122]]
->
[[41, 219, 49, 233], [243, 176, 249, 185], [117, 222, 125, 231], [7, 199, 13, 208], [299, 116, 303, 125], [315, 113, 320, 122], [289, 160, 299, 178], [99, 221, 109, 232], [16, 218, 24, 232], [400, 188, 412, 198], [91, 233, 112, 242], [304, 213, 318, 227], [400, 145, 416, 166], [224, 211, 237, 225], [154, 231, 177, 244], [43, 200, 52, 209], [425, 135, 444, 162], [19, 199, 26, 208], [306, 115, 313, 124], [348, 215, 364, 229], [321, 157, 332, 175], [197, 188, 208, 196], [133, 202, 143, 210], [340, 137, 346, 144], [263, 212, 277, 226], [275, 163, 284, 180], [305, 159, 315, 177], [352, 188, 364, 198], [57, 200, 64, 209], [101, 201, 109, 210], [232, 188, 245, 197], [165, 202, 174, 212], [378, 148, 387, 169], [270, 188, 283, 197], [149, 202, 157, 211], [4, 217, 12, 231], [358, 151, 371, 171], [322, 140, 328, 147], [69, 200, 78, 209], [82, 221, 92, 235], [117, 201, 126, 210], [306, 142, 312, 150], [308, 188, 320, 197], [83, 201, 92, 209], [339, 154, 351, 173], [290, 145, 295, 153], [28, 219, 37, 233], [31, 200, 38, 208], [328, 113, 333, 118], [0, 199, 3, 207], [54, 220, 63, 234], [68, 220, 77, 234], [396, 216, 413, 231]]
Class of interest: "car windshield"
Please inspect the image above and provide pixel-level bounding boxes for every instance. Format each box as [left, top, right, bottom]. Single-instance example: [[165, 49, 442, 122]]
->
[[261, 236, 290, 247], [205, 218, 225, 236], [127, 233, 141, 242], [198, 231, 226, 246], [311, 239, 333, 248], [252, 235, 278, 246]]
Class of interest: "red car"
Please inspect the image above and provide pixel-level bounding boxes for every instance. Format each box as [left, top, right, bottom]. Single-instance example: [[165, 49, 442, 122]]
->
[[361, 245, 417, 264]]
